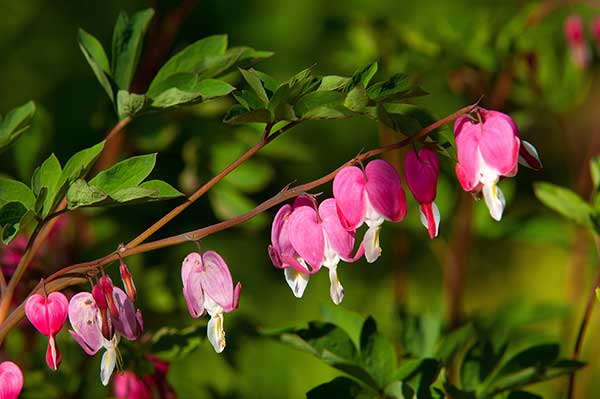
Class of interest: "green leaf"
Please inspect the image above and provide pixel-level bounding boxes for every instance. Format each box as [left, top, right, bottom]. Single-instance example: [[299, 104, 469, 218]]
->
[[395, 358, 441, 398], [151, 325, 205, 361], [367, 74, 427, 103], [148, 35, 228, 93], [0, 202, 28, 243], [211, 142, 274, 193], [383, 381, 415, 399], [239, 68, 269, 104], [117, 90, 146, 119], [111, 8, 154, 90], [109, 186, 158, 202], [506, 391, 543, 399], [591, 156, 600, 190], [0, 178, 35, 209], [351, 62, 378, 88], [223, 105, 272, 125], [31, 153, 62, 217], [307, 377, 377, 399], [320, 303, 364, 348], [294, 91, 345, 117], [89, 153, 156, 195], [360, 317, 397, 388], [150, 77, 234, 108], [344, 84, 369, 112], [139, 180, 183, 198], [399, 311, 442, 358], [62, 141, 106, 184], [495, 344, 559, 377], [0, 101, 36, 151], [534, 182, 593, 228], [66, 179, 108, 209], [78, 29, 114, 102], [435, 323, 475, 364], [209, 184, 267, 230], [318, 75, 351, 91]]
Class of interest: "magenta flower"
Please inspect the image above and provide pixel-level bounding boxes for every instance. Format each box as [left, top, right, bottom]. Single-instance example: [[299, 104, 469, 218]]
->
[[593, 17, 600, 52], [114, 371, 151, 399], [564, 15, 590, 69], [25, 291, 68, 371], [0, 361, 23, 399], [405, 147, 440, 239], [181, 250, 241, 353], [68, 283, 143, 385], [119, 260, 137, 302], [454, 109, 521, 221], [268, 195, 320, 297], [333, 159, 407, 263], [285, 198, 363, 304]]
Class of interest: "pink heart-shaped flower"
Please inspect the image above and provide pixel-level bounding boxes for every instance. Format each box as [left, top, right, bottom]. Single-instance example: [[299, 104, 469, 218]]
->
[[0, 361, 23, 399], [25, 292, 68, 336]]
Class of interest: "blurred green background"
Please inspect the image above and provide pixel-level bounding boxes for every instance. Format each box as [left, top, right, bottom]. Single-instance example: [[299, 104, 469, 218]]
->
[[1, 0, 600, 398]]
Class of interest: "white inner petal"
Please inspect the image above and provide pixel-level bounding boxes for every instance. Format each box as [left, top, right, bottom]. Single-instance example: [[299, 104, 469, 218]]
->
[[364, 195, 385, 228], [207, 313, 226, 353], [284, 268, 310, 298], [327, 265, 344, 305], [483, 182, 505, 221]]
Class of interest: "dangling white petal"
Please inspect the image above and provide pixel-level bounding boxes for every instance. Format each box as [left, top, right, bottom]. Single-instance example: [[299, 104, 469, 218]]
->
[[100, 347, 117, 386], [207, 313, 226, 353], [483, 182, 505, 221], [419, 202, 441, 238], [284, 268, 310, 298], [363, 225, 382, 263], [327, 265, 344, 305], [518, 140, 542, 170]]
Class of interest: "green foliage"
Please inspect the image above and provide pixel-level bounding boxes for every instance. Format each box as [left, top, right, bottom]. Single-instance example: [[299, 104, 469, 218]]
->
[[0, 101, 35, 152], [224, 63, 426, 126], [534, 182, 595, 231], [151, 325, 206, 361], [67, 153, 183, 209]]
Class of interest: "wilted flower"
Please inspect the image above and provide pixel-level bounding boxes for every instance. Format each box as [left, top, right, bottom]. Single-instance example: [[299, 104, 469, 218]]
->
[[454, 109, 520, 221], [333, 159, 407, 263], [25, 291, 69, 371], [405, 147, 440, 239], [68, 281, 143, 386], [0, 361, 23, 399], [181, 250, 241, 353]]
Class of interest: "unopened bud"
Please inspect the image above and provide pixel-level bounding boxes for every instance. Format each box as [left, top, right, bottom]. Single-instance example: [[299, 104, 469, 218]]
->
[[119, 261, 137, 302]]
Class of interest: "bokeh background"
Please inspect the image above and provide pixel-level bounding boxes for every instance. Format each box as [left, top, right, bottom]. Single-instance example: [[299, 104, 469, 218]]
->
[[1, 0, 600, 397]]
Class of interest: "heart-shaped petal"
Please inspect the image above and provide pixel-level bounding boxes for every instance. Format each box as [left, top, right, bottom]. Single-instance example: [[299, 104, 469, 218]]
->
[[199, 251, 237, 312], [319, 198, 355, 261], [365, 159, 406, 222], [405, 147, 439, 205], [287, 205, 325, 271], [0, 361, 23, 399], [333, 166, 366, 230], [68, 292, 103, 355], [25, 292, 68, 337]]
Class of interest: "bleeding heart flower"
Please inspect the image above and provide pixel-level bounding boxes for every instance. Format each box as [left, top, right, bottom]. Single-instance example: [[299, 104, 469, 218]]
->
[[564, 15, 590, 69], [0, 361, 23, 399], [25, 291, 68, 371], [69, 284, 143, 386], [285, 198, 363, 304], [333, 159, 407, 263], [119, 260, 137, 302], [268, 195, 319, 297], [405, 147, 440, 239], [114, 371, 151, 399], [454, 109, 521, 221], [181, 250, 241, 353]]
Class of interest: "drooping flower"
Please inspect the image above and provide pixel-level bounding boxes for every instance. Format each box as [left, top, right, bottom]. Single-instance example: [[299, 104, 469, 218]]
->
[[114, 371, 151, 399], [405, 147, 440, 239], [333, 159, 407, 263], [564, 15, 590, 69], [268, 195, 320, 297], [0, 361, 23, 399], [285, 198, 363, 304], [181, 250, 241, 353], [68, 282, 143, 386], [454, 109, 520, 221], [25, 291, 69, 371]]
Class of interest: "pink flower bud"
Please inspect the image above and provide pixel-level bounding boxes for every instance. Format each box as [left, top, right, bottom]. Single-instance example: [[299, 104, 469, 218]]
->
[[565, 15, 585, 45], [0, 361, 23, 399], [593, 17, 600, 44], [99, 276, 119, 320], [25, 292, 68, 371], [405, 148, 440, 239], [114, 371, 151, 399], [119, 261, 137, 302]]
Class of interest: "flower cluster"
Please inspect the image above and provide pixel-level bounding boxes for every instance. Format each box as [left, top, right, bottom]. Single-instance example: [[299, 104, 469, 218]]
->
[[269, 108, 540, 302], [181, 249, 241, 353], [564, 14, 600, 69], [68, 262, 143, 386]]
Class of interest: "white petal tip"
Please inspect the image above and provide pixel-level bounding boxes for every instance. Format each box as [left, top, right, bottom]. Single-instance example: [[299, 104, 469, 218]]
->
[[284, 268, 309, 298]]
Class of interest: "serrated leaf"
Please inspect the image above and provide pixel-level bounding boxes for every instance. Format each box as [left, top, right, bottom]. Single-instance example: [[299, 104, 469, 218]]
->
[[307, 377, 377, 399], [239, 68, 269, 104], [534, 182, 593, 228], [148, 35, 228, 94], [151, 325, 205, 361], [66, 179, 108, 209], [89, 153, 156, 195], [223, 105, 272, 125], [78, 29, 114, 102], [62, 141, 106, 184], [117, 90, 146, 119], [367, 74, 427, 103], [0, 178, 35, 209], [0, 101, 36, 152], [111, 8, 154, 90], [360, 317, 397, 388]]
